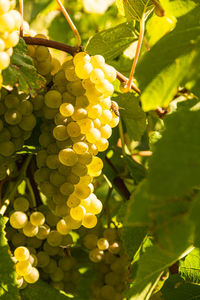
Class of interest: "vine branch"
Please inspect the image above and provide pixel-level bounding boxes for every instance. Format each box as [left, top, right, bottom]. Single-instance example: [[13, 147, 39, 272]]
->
[[23, 36, 141, 94]]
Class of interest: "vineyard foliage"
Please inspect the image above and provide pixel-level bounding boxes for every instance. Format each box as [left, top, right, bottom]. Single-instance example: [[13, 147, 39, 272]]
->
[[0, 0, 200, 300]]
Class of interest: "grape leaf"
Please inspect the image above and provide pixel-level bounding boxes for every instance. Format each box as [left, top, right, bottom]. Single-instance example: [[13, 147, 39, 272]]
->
[[116, 0, 154, 21], [122, 226, 147, 259], [179, 248, 200, 284], [124, 155, 147, 184], [162, 274, 200, 300], [0, 216, 19, 300], [2, 38, 46, 97], [136, 6, 200, 111], [86, 22, 138, 60], [115, 93, 146, 141], [160, 0, 199, 17], [20, 280, 70, 300], [148, 110, 200, 198]]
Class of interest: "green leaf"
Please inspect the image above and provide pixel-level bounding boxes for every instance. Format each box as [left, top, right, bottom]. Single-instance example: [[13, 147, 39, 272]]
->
[[2, 38, 46, 97], [160, 0, 200, 17], [115, 93, 146, 141], [136, 6, 200, 111], [179, 248, 200, 283], [124, 155, 147, 184], [116, 0, 154, 21], [122, 226, 148, 259], [20, 280, 70, 300], [86, 22, 138, 60], [162, 274, 200, 300], [0, 216, 19, 300], [127, 221, 193, 300], [148, 111, 200, 198]]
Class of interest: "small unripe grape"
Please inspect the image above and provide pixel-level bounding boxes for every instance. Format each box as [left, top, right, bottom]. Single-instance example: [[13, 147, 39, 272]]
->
[[59, 103, 74, 117], [70, 205, 86, 221], [23, 222, 38, 237], [66, 122, 81, 137], [47, 230, 62, 247], [53, 125, 68, 141], [83, 233, 98, 249], [45, 90, 62, 108], [89, 248, 104, 263], [56, 219, 71, 235], [16, 260, 32, 277], [73, 141, 88, 154], [59, 148, 78, 166], [37, 251, 50, 267], [36, 224, 50, 240], [13, 197, 29, 212], [67, 194, 81, 208], [10, 211, 28, 229]]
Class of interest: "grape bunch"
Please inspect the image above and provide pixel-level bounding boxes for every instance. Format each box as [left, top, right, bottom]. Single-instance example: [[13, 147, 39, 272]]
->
[[34, 51, 119, 235], [0, 0, 22, 88], [0, 88, 37, 179], [83, 228, 130, 300]]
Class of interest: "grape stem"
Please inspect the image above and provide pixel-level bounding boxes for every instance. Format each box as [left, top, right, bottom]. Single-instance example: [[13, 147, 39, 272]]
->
[[56, 0, 81, 47], [0, 155, 32, 216], [151, 0, 165, 17], [22, 36, 141, 95], [25, 177, 37, 208], [124, 16, 145, 93]]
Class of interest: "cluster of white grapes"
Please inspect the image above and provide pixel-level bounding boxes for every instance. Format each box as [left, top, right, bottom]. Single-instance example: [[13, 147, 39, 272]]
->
[[83, 228, 130, 300], [8, 196, 81, 292], [33, 50, 119, 236], [0, 88, 36, 179], [0, 0, 22, 88]]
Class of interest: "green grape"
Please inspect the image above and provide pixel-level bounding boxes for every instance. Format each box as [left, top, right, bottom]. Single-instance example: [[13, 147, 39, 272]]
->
[[67, 194, 81, 208], [83, 233, 98, 249], [11, 232, 27, 247], [43, 242, 60, 257], [63, 59, 79, 81], [36, 150, 48, 168], [93, 118, 101, 129], [32, 95, 44, 111], [87, 156, 103, 175], [4, 94, 19, 108], [13, 197, 29, 212], [58, 256, 76, 272], [53, 125, 68, 141], [36, 224, 50, 240], [0, 128, 10, 142], [14, 246, 30, 261], [34, 168, 50, 184], [16, 260, 32, 277], [55, 203, 70, 217], [0, 0, 10, 13], [54, 113, 68, 126], [89, 248, 104, 263], [96, 138, 109, 152], [10, 211, 28, 229], [78, 151, 94, 164], [87, 104, 102, 119], [90, 55, 105, 68], [42, 258, 57, 273], [75, 95, 89, 108], [104, 271, 120, 286], [100, 124, 112, 139], [72, 163, 87, 177], [100, 285, 116, 299], [99, 110, 112, 124], [62, 91, 76, 104], [37, 251, 50, 267], [70, 205, 86, 221], [35, 46, 50, 62], [50, 267, 64, 282], [66, 122, 81, 137], [90, 68, 105, 84], [108, 114, 119, 128], [58, 148, 78, 166], [19, 100, 33, 116], [108, 242, 121, 254], [46, 211, 60, 227], [46, 154, 60, 169], [19, 114, 36, 131], [30, 211, 45, 226], [39, 132, 53, 147], [47, 143, 59, 154], [73, 141, 88, 154], [86, 194, 103, 214], [52, 192, 66, 204], [66, 80, 85, 96], [23, 222, 38, 237], [40, 181, 57, 197], [75, 61, 93, 79], [4, 108, 22, 125], [43, 106, 58, 119], [50, 171, 65, 187], [102, 64, 117, 82], [96, 79, 114, 97], [103, 228, 117, 244], [0, 51, 10, 69], [51, 281, 64, 290], [56, 219, 71, 235], [86, 128, 101, 143], [24, 267, 39, 284], [73, 52, 90, 66], [71, 107, 87, 121], [59, 182, 74, 196], [26, 237, 42, 249], [77, 118, 94, 134], [63, 215, 82, 230], [47, 230, 62, 247], [45, 90, 62, 108], [37, 61, 52, 75], [97, 238, 109, 250], [74, 182, 92, 199], [82, 213, 97, 229], [66, 173, 80, 184], [28, 253, 38, 267]]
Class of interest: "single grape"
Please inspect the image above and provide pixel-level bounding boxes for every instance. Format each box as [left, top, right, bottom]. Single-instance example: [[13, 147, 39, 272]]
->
[[24, 267, 39, 284], [10, 211, 28, 229], [30, 211, 45, 226], [14, 246, 30, 261]]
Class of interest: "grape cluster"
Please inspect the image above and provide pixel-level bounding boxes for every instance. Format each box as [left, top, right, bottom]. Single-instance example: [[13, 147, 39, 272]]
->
[[34, 51, 119, 235], [12, 246, 39, 287], [7, 195, 81, 293], [83, 228, 130, 300], [0, 88, 36, 179], [0, 0, 22, 88]]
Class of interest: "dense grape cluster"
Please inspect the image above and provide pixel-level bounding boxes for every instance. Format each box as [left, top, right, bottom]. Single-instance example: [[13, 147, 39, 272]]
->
[[33, 51, 119, 236], [0, 88, 36, 179], [7, 195, 81, 292], [0, 0, 22, 88], [83, 228, 130, 300]]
